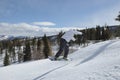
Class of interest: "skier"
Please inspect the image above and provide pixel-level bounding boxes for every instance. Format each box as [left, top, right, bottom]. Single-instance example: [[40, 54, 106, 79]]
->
[[54, 29, 82, 60]]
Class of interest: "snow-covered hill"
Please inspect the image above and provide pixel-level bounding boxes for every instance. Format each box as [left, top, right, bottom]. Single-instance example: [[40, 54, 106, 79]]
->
[[0, 35, 10, 40], [0, 35, 29, 41], [0, 39, 120, 80]]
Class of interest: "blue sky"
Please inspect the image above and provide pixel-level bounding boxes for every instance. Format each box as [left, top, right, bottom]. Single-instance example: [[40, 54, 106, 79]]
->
[[0, 0, 120, 26], [0, 0, 120, 36]]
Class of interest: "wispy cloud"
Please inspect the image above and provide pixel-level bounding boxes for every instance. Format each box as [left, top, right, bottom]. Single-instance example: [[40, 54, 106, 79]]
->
[[32, 22, 56, 26]]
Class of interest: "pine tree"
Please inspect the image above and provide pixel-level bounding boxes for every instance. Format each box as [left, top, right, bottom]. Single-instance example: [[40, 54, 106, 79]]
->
[[81, 29, 87, 46], [105, 26, 111, 40], [0, 42, 3, 56], [8, 41, 14, 63], [42, 34, 53, 58], [86, 28, 91, 40], [115, 12, 120, 37], [16, 40, 23, 63], [4, 49, 10, 66], [115, 11, 120, 22], [35, 39, 44, 59], [12, 46, 16, 63], [96, 25, 101, 40], [37, 39, 42, 51], [91, 28, 96, 40], [32, 37, 37, 52], [23, 41, 31, 61], [101, 27, 105, 40], [32, 38, 37, 46]]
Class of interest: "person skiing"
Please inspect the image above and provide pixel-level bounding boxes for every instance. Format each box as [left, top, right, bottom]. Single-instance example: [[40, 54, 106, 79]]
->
[[54, 29, 82, 60]]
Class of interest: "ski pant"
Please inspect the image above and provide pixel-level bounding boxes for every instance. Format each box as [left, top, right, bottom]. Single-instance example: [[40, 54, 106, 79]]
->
[[55, 38, 69, 58]]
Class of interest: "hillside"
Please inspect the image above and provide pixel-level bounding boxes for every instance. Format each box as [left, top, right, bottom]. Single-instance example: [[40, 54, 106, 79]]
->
[[0, 39, 120, 80]]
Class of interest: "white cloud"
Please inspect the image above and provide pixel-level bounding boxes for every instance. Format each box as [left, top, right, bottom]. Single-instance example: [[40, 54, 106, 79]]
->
[[0, 23, 40, 36], [32, 22, 56, 26], [0, 22, 82, 37]]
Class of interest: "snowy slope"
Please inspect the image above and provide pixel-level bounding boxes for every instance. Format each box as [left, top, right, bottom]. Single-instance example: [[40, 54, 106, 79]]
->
[[0, 35, 9, 40], [0, 39, 120, 80]]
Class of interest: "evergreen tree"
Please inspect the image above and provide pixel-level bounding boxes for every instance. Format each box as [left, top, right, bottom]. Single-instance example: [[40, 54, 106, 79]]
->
[[91, 28, 96, 40], [31, 38, 37, 60], [115, 11, 120, 22], [35, 39, 44, 59], [86, 28, 91, 40], [85, 28, 88, 40], [23, 41, 31, 61], [37, 39, 42, 51], [0, 42, 3, 55], [81, 29, 87, 46], [114, 26, 120, 37], [42, 34, 53, 58], [101, 27, 105, 40], [0, 41, 3, 61], [8, 41, 14, 63], [115, 12, 120, 37], [32, 37, 37, 51], [105, 26, 111, 40], [4, 50, 10, 66], [16, 40, 23, 63], [18, 47, 24, 63], [96, 25, 101, 40], [12, 46, 16, 63]]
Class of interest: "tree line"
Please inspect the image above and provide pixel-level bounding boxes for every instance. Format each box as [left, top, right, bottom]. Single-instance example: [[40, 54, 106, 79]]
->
[[0, 35, 53, 66], [0, 26, 115, 66]]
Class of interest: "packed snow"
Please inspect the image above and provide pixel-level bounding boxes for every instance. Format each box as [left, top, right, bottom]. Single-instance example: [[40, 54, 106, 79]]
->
[[0, 39, 120, 80]]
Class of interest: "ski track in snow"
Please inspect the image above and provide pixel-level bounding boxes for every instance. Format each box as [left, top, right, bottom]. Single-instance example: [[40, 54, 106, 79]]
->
[[34, 40, 117, 80], [33, 63, 69, 80], [75, 40, 116, 66]]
